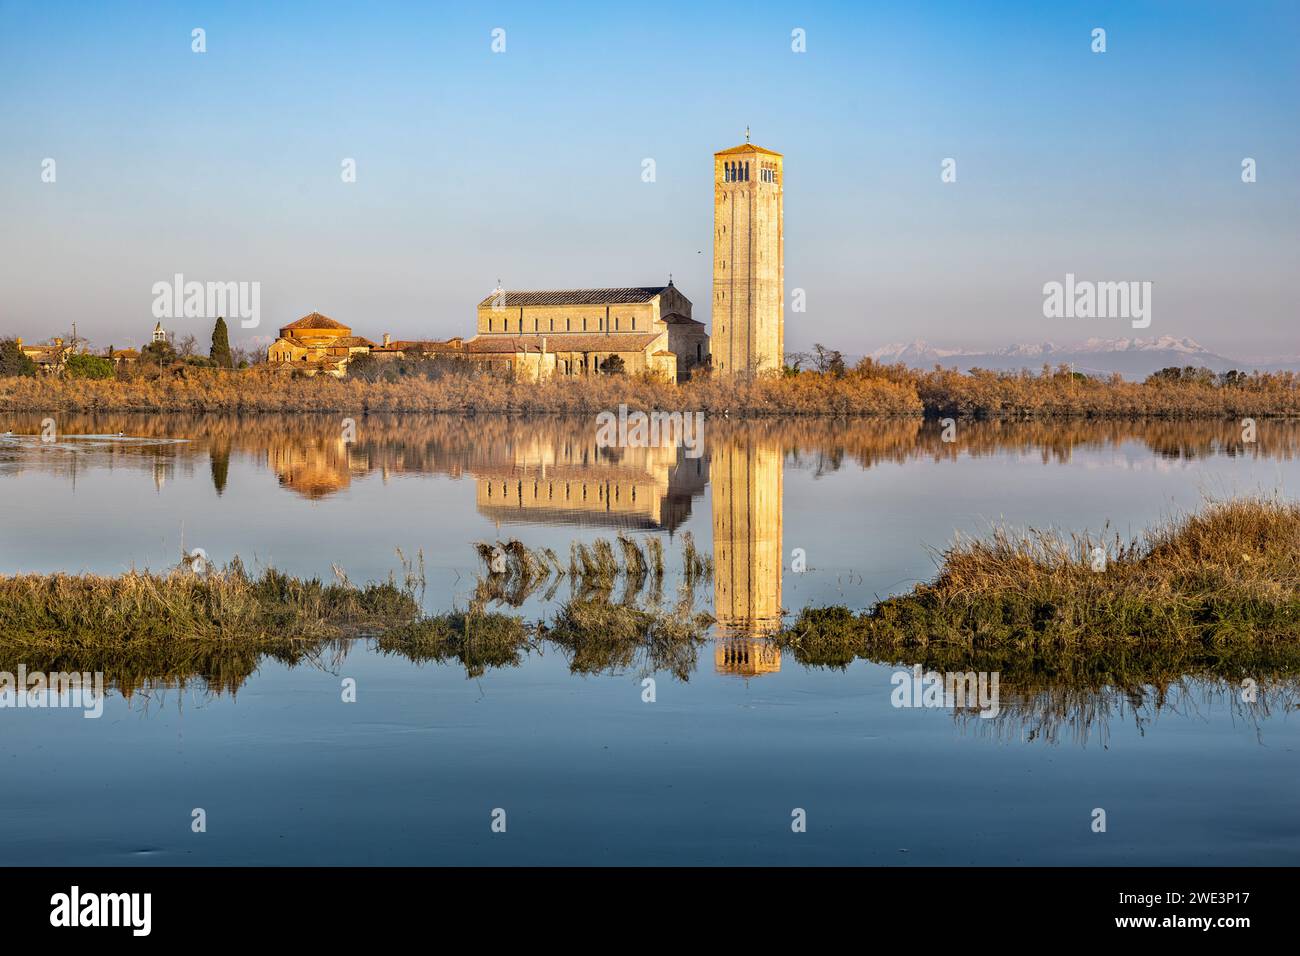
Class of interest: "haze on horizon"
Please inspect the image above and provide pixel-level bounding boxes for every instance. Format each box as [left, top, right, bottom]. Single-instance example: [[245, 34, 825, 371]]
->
[[1, 0, 1295, 361]]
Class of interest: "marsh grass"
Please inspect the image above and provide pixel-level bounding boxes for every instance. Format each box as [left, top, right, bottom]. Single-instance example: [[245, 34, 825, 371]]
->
[[457, 535, 716, 679], [0, 555, 422, 697], [7, 361, 1300, 419], [0, 557, 420, 648], [543, 592, 715, 681], [778, 496, 1300, 655], [474, 533, 709, 607]]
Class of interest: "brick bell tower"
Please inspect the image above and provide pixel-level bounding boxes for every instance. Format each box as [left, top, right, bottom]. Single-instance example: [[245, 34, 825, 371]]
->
[[712, 131, 783, 375]]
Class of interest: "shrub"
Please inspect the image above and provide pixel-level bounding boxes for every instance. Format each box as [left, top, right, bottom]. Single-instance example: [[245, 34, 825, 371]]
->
[[65, 353, 115, 380]]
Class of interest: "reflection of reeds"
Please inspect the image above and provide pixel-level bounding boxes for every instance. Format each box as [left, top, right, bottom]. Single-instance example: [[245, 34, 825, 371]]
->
[[376, 611, 532, 679], [875, 644, 1300, 747]]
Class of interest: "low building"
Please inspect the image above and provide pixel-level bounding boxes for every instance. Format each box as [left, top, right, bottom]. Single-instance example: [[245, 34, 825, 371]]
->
[[267, 312, 375, 376], [464, 283, 707, 383], [369, 334, 466, 360], [16, 337, 72, 374]]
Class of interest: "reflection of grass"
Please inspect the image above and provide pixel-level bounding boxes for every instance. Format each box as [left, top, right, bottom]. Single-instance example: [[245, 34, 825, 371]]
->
[[376, 612, 532, 678]]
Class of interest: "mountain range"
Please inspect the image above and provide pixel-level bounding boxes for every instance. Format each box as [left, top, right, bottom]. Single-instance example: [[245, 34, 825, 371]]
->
[[862, 337, 1300, 379]]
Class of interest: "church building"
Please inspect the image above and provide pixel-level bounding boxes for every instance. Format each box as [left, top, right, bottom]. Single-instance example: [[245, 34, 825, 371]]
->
[[267, 312, 376, 376], [463, 282, 707, 383]]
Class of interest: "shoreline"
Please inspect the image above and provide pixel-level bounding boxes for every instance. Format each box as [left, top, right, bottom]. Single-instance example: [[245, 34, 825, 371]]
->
[[3, 365, 1300, 419]]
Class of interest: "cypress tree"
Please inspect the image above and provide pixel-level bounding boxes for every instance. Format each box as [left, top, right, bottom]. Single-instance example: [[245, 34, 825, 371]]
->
[[210, 316, 233, 368]]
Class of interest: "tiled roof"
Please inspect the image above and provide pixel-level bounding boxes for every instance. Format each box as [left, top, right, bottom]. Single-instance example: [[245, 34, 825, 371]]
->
[[281, 312, 349, 331], [270, 356, 346, 370], [374, 338, 464, 353], [331, 336, 376, 348], [716, 143, 782, 157], [466, 333, 662, 354], [476, 288, 669, 308]]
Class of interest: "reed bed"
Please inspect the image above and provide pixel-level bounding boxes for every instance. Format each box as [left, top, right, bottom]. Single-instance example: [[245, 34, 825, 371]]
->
[[5, 360, 1300, 419], [777, 496, 1300, 656], [0, 365, 921, 417], [0, 557, 420, 649], [473, 533, 706, 607]]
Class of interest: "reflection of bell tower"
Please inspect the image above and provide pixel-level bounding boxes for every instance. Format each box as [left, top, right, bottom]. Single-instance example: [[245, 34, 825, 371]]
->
[[711, 437, 783, 675]]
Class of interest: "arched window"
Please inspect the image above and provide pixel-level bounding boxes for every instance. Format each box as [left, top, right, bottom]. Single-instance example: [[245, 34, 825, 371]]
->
[[488, 317, 493, 332], [744, 162, 749, 181], [724, 163, 730, 182], [534, 318, 539, 332]]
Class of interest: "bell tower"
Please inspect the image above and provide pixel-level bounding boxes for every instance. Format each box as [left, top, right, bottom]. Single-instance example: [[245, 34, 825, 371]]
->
[[712, 136, 783, 375]]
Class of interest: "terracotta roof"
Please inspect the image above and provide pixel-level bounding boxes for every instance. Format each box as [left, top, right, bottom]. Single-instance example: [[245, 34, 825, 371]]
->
[[466, 333, 661, 354], [281, 312, 349, 331], [652, 350, 675, 357], [476, 288, 669, 308], [374, 338, 464, 353], [331, 336, 376, 348], [270, 356, 346, 370], [715, 143, 782, 157]]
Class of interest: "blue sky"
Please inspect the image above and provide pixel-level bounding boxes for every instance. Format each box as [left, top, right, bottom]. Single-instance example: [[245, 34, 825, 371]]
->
[[1, 0, 1296, 357]]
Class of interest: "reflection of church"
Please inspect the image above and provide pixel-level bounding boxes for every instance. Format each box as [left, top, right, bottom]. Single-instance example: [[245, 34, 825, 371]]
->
[[711, 438, 783, 676], [268, 435, 364, 499], [475, 436, 706, 532]]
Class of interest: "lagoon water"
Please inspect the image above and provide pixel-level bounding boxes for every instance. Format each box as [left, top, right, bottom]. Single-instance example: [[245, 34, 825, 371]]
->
[[1, 413, 1297, 865]]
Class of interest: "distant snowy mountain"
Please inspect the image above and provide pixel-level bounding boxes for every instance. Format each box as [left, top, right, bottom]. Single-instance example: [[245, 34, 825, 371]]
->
[[863, 337, 1279, 379]]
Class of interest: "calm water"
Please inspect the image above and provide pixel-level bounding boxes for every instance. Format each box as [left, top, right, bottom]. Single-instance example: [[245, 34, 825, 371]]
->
[[1, 413, 1297, 865]]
